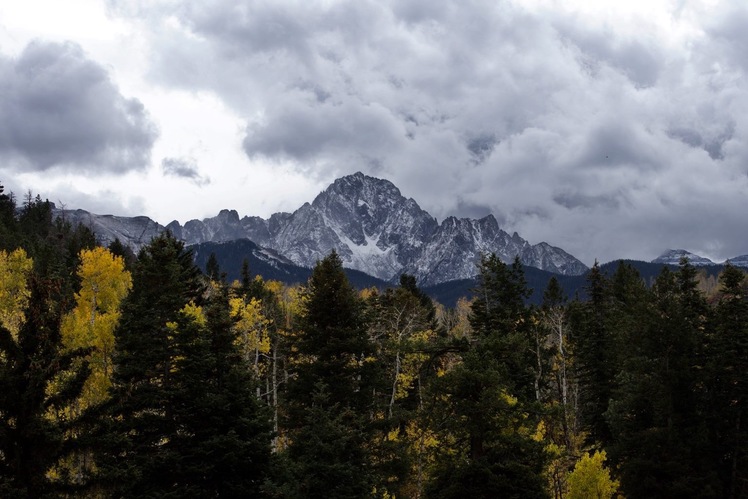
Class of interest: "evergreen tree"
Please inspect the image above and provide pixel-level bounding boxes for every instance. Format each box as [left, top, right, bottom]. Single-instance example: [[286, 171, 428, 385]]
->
[[469, 255, 536, 402], [167, 285, 272, 496], [427, 254, 549, 498], [280, 250, 375, 498], [0, 277, 92, 497], [606, 259, 715, 497], [0, 183, 18, 251], [91, 232, 204, 495], [708, 263, 748, 498], [570, 261, 616, 445], [107, 237, 136, 271], [205, 251, 222, 282]]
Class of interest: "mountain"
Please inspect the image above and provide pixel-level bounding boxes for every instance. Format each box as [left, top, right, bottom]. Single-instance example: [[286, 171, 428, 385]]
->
[[652, 249, 716, 266], [651, 249, 748, 269], [57, 209, 165, 252], [55, 173, 748, 287], [168, 172, 588, 285], [190, 239, 391, 290], [727, 254, 748, 268]]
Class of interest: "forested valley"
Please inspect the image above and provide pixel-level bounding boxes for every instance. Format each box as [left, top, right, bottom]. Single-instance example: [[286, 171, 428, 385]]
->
[[0, 186, 746, 498]]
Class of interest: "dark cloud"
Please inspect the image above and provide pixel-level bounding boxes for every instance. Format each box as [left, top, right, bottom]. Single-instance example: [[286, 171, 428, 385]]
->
[[0, 41, 157, 173], [552, 190, 624, 211], [108, 0, 748, 264], [668, 124, 735, 160], [574, 121, 662, 170], [555, 20, 663, 88], [243, 97, 405, 167], [162, 157, 210, 186]]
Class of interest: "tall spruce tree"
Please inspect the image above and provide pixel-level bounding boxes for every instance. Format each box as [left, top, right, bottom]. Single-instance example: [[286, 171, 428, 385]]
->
[[167, 285, 272, 496], [0, 183, 18, 251], [0, 277, 92, 497], [92, 232, 204, 495], [606, 259, 715, 497], [708, 263, 748, 498], [570, 261, 616, 446], [427, 255, 549, 499], [93, 232, 272, 496], [280, 250, 375, 498]]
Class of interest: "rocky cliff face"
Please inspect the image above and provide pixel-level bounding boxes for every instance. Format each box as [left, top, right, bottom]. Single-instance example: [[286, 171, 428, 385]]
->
[[59, 209, 165, 252], [57, 172, 590, 284], [170, 172, 587, 284]]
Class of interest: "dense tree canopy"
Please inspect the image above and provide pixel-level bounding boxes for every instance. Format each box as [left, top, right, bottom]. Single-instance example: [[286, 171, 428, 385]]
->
[[0, 187, 746, 498]]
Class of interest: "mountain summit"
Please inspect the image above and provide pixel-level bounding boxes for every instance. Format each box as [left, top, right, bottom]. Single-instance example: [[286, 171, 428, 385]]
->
[[651, 249, 716, 266], [59, 172, 588, 285], [167, 172, 588, 285]]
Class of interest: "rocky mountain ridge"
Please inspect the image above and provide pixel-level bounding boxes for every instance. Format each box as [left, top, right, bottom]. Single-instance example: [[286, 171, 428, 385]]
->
[[651, 249, 748, 268], [165, 172, 588, 285], [55, 176, 748, 285]]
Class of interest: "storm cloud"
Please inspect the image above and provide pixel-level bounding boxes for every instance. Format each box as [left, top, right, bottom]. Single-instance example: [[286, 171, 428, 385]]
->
[[10, 1, 748, 264], [0, 40, 157, 173], [162, 156, 210, 186]]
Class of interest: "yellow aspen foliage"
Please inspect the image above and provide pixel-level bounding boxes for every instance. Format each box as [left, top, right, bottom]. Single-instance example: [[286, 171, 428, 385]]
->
[[392, 329, 434, 401], [359, 286, 379, 301], [230, 296, 271, 376], [274, 282, 306, 345], [0, 248, 33, 338], [181, 301, 206, 327], [566, 450, 620, 499], [450, 296, 474, 339], [61, 247, 132, 407]]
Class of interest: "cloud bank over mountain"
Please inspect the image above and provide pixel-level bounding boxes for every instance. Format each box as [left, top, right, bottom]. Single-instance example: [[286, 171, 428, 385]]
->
[[1, 1, 747, 264]]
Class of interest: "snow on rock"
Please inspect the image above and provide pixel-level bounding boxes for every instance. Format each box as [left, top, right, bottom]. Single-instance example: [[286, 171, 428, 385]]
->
[[54, 172, 591, 284], [651, 249, 715, 266]]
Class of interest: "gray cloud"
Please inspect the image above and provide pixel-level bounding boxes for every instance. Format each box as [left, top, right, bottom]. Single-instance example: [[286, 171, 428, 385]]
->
[[555, 19, 664, 88], [705, 5, 748, 74], [162, 156, 210, 186], [0, 40, 158, 173], [108, 0, 748, 264]]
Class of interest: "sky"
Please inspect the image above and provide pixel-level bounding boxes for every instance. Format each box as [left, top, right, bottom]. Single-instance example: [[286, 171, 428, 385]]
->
[[1, 0, 747, 266]]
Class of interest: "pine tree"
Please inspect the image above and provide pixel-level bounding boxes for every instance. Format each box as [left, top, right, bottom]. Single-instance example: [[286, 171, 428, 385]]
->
[[0, 276, 92, 497], [570, 261, 616, 445], [427, 254, 549, 498], [280, 250, 376, 498], [205, 251, 221, 282], [606, 259, 715, 497], [469, 255, 536, 403], [167, 285, 272, 496], [708, 263, 748, 498], [0, 183, 18, 251], [91, 232, 204, 495]]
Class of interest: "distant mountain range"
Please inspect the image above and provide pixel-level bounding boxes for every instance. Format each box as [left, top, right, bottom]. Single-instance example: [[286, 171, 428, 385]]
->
[[651, 248, 748, 268], [59, 172, 588, 286], [55, 172, 747, 291]]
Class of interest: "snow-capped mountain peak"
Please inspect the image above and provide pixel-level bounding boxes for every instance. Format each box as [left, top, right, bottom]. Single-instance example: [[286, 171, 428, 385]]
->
[[651, 249, 716, 266], [56, 172, 590, 284]]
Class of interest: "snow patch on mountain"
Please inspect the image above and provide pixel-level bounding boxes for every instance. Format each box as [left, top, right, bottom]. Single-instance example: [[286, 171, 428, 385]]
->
[[727, 254, 748, 268], [651, 249, 716, 266]]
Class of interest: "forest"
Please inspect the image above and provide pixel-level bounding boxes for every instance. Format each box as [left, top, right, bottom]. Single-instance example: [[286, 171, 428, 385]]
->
[[0, 185, 746, 498]]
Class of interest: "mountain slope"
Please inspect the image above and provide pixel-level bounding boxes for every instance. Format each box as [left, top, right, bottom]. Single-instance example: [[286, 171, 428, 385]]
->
[[652, 249, 716, 266], [190, 239, 391, 289], [171, 172, 588, 285], [55, 172, 591, 285], [58, 209, 165, 252]]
